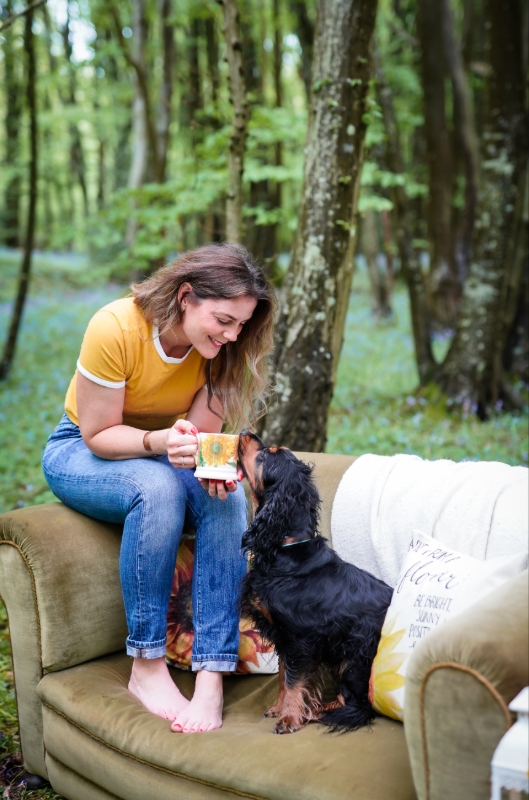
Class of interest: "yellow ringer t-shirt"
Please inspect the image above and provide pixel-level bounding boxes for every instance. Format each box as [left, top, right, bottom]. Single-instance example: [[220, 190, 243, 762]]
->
[[64, 297, 207, 430]]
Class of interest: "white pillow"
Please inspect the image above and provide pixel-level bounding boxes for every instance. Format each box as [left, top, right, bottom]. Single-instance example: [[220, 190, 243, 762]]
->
[[371, 531, 528, 721]]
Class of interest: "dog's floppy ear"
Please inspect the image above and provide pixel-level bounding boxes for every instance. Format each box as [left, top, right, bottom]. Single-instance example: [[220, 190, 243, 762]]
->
[[241, 489, 288, 568]]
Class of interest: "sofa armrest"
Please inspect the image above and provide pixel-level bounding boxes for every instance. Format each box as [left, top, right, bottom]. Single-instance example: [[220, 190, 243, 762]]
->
[[0, 502, 129, 777], [0, 503, 128, 673], [404, 570, 529, 800]]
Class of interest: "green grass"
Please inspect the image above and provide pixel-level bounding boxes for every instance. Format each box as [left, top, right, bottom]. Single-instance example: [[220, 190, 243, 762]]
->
[[0, 250, 527, 796]]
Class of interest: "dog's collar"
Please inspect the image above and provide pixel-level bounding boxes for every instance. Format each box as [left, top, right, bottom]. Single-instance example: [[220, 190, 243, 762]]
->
[[282, 536, 312, 547]]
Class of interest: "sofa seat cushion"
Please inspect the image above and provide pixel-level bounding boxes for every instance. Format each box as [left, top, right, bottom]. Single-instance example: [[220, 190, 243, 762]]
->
[[37, 653, 417, 800]]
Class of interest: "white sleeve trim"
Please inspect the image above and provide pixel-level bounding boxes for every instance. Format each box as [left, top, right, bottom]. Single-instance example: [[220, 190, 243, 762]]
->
[[77, 360, 126, 389]]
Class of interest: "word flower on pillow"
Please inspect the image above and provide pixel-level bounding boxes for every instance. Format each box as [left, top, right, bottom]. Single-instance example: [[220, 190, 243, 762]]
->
[[166, 536, 278, 674], [371, 531, 528, 721]]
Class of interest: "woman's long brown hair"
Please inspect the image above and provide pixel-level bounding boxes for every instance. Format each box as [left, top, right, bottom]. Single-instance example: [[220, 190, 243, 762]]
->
[[131, 243, 276, 431]]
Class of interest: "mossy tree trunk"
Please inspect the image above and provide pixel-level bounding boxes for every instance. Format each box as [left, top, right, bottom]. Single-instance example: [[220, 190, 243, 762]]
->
[[222, 0, 249, 244], [438, 0, 526, 416], [260, 0, 378, 451]]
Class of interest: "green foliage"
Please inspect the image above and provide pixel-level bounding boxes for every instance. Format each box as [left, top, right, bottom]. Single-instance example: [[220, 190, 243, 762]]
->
[[86, 103, 307, 276]]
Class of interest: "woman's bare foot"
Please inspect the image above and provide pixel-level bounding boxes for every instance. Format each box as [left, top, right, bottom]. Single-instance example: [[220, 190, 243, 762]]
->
[[171, 670, 223, 733], [128, 657, 190, 720]]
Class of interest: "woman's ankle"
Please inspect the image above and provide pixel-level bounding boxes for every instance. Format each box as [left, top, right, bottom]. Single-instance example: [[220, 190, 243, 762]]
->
[[131, 655, 168, 676], [194, 669, 223, 694]]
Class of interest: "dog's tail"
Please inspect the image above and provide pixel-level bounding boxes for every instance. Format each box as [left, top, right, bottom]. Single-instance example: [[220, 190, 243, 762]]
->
[[320, 701, 376, 733]]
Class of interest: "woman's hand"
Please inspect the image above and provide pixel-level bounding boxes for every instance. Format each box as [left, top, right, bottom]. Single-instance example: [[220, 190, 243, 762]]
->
[[166, 419, 199, 469], [197, 477, 239, 501]]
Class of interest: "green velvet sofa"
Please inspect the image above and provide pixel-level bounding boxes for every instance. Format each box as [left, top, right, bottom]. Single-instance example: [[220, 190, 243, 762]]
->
[[0, 452, 527, 800]]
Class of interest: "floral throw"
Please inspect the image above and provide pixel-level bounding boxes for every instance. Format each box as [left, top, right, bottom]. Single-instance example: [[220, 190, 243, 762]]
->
[[166, 537, 278, 674]]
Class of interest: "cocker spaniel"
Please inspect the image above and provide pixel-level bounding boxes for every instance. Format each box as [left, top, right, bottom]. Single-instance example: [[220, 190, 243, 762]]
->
[[237, 430, 393, 734]]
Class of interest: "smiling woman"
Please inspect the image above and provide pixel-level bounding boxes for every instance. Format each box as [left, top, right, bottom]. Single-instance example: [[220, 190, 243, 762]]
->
[[41, 243, 276, 734]]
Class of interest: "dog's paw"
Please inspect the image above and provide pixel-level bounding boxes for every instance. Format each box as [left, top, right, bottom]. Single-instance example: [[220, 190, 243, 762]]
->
[[264, 705, 281, 718], [272, 716, 304, 734]]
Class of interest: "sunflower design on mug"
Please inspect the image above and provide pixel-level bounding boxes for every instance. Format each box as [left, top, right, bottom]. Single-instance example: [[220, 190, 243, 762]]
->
[[194, 433, 239, 481]]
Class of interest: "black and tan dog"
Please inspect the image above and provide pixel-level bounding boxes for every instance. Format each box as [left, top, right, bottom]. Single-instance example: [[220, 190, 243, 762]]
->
[[237, 430, 393, 734]]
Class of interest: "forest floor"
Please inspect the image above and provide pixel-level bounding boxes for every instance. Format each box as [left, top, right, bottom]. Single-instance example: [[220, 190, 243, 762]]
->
[[0, 249, 527, 797]]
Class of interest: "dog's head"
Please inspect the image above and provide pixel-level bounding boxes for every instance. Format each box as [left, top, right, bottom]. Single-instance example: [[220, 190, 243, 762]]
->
[[238, 430, 321, 567]]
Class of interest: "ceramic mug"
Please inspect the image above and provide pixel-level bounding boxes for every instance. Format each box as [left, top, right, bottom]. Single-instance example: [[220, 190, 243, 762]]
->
[[194, 432, 239, 481]]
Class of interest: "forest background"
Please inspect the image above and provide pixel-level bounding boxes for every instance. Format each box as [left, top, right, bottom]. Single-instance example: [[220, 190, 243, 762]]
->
[[0, 0, 527, 795], [0, 0, 527, 513]]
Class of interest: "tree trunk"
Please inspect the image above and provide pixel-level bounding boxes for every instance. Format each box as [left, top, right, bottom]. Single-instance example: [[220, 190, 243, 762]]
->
[[375, 50, 436, 382], [97, 137, 105, 210], [270, 0, 282, 266], [156, 0, 174, 178], [221, 0, 249, 243], [111, 2, 163, 185], [362, 210, 392, 319], [417, 0, 460, 327], [0, 4, 37, 380], [246, 0, 282, 270], [381, 209, 394, 304], [260, 0, 378, 451], [1, 0, 22, 247], [288, 0, 314, 101], [204, 16, 220, 110], [61, 3, 89, 218], [438, 0, 526, 415], [503, 236, 529, 385], [184, 15, 202, 140], [102, 36, 131, 192], [441, 0, 480, 285]]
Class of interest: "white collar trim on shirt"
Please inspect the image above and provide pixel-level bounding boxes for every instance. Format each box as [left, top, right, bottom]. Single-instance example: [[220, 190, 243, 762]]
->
[[152, 325, 194, 364]]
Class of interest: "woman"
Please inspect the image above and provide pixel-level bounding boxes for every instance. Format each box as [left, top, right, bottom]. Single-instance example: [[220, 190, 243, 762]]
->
[[42, 243, 275, 734]]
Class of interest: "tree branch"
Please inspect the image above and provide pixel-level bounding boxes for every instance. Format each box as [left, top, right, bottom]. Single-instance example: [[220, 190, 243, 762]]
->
[[108, 4, 163, 182], [0, 0, 46, 32]]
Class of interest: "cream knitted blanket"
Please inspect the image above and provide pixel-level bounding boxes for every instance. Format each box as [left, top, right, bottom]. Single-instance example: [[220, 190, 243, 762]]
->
[[330, 454, 529, 587]]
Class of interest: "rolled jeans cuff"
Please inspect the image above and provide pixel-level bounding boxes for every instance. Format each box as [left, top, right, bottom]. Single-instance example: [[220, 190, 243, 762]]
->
[[126, 638, 167, 659], [192, 655, 238, 673]]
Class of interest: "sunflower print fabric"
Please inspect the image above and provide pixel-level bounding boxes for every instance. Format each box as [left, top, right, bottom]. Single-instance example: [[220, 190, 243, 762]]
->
[[370, 614, 407, 721], [166, 537, 278, 674]]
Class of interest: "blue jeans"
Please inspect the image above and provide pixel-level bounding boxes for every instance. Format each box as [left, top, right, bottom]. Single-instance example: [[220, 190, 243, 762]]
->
[[42, 414, 248, 671]]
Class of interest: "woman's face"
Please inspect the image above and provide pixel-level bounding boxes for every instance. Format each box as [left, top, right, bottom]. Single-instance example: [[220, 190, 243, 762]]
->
[[178, 292, 258, 359]]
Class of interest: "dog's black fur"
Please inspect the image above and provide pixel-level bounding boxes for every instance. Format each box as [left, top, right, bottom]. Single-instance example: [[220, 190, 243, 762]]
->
[[238, 430, 393, 734]]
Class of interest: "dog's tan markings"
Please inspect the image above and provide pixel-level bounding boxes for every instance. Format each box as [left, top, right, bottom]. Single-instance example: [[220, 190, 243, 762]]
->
[[311, 693, 345, 718], [272, 683, 313, 734], [268, 446, 278, 453], [238, 433, 263, 501], [267, 664, 322, 733], [251, 598, 273, 625], [264, 660, 286, 718]]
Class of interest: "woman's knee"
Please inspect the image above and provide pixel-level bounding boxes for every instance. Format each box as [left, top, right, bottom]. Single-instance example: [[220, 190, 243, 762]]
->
[[128, 461, 187, 510]]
